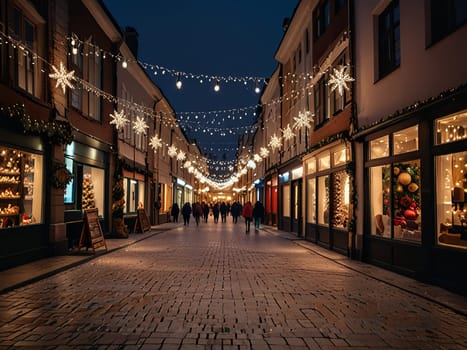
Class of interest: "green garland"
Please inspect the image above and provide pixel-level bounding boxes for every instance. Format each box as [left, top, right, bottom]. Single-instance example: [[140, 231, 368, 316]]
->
[[0, 104, 73, 145]]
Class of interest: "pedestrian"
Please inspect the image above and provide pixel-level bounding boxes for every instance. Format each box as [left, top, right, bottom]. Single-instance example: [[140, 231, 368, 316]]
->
[[193, 202, 203, 226], [203, 202, 210, 222], [242, 201, 253, 233], [171, 202, 179, 223], [212, 202, 220, 223], [220, 201, 227, 223], [182, 202, 191, 226], [231, 201, 241, 223], [253, 200, 265, 233]]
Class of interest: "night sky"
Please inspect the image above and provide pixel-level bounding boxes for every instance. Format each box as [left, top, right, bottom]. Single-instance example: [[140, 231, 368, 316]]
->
[[103, 1, 298, 161]]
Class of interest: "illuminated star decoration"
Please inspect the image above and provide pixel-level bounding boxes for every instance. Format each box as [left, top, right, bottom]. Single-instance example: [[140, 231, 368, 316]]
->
[[109, 110, 129, 130], [149, 134, 162, 151], [49, 61, 75, 93], [253, 154, 262, 163], [293, 110, 313, 130], [260, 147, 270, 158], [177, 151, 186, 161], [132, 116, 148, 135], [269, 133, 282, 150], [167, 144, 178, 158], [282, 123, 295, 140], [247, 160, 256, 169], [328, 65, 355, 96], [184, 161, 192, 168]]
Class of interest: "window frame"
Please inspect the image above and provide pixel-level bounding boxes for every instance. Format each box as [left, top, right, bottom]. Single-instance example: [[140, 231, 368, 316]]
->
[[377, 0, 401, 79]]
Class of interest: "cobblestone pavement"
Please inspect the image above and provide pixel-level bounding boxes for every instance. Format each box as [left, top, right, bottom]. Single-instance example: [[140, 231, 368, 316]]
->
[[0, 221, 466, 349]]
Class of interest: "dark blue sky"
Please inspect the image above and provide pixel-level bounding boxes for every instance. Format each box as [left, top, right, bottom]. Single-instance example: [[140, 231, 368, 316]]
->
[[104, 1, 297, 159]]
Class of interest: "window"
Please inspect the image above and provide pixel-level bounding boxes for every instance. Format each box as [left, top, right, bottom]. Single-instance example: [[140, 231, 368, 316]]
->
[[332, 171, 349, 228], [393, 125, 418, 155], [435, 111, 467, 144], [331, 54, 351, 115], [335, 0, 345, 14], [71, 44, 83, 110], [0, 146, 43, 228], [369, 136, 389, 159], [12, 8, 37, 96], [314, 76, 329, 127], [431, 0, 467, 44], [305, 29, 310, 54], [282, 185, 290, 217], [314, 0, 331, 39], [307, 178, 316, 223], [317, 175, 329, 225], [378, 0, 400, 78]]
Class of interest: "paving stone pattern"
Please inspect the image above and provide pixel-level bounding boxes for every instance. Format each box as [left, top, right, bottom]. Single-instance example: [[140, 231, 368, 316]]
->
[[0, 221, 466, 349]]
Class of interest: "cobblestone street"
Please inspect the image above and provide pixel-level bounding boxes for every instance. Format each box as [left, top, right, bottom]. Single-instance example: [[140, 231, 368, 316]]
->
[[0, 222, 466, 349]]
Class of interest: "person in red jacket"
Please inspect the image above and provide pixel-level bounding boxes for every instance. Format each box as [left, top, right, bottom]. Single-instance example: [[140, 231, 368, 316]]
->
[[242, 201, 253, 233]]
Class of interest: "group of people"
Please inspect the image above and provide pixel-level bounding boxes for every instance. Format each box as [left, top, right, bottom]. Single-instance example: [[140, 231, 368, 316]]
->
[[170, 200, 265, 233]]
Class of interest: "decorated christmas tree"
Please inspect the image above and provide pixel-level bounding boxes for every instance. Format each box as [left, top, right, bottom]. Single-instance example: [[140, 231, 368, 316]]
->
[[82, 173, 96, 209]]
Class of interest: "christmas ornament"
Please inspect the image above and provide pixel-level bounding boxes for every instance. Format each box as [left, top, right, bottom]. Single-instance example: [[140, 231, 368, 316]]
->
[[268, 133, 282, 150], [49, 61, 75, 93], [293, 110, 313, 130], [282, 123, 295, 140], [328, 65, 354, 96], [149, 135, 162, 150], [177, 151, 186, 161], [168, 145, 178, 158], [397, 172, 412, 185], [132, 116, 148, 135], [260, 147, 269, 158], [109, 110, 129, 130]]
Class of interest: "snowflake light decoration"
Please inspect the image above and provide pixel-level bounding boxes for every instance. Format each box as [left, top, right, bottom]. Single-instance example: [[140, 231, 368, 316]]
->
[[132, 116, 148, 135], [184, 161, 192, 168], [167, 144, 178, 158], [260, 147, 270, 158], [282, 123, 295, 140], [269, 133, 282, 150], [49, 61, 75, 93], [177, 151, 186, 161], [328, 65, 354, 96], [247, 160, 256, 169], [293, 110, 313, 130], [149, 134, 162, 151], [253, 154, 262, 163], [109, 110, 129, 130]]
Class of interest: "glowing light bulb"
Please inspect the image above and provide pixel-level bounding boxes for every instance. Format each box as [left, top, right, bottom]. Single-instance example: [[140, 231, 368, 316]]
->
[[176, 74, 182, 89], [254, 80, 261, 94], [214, 80, 220, 92], [122, 60, 128, 69], [72, 47, 78, 55]]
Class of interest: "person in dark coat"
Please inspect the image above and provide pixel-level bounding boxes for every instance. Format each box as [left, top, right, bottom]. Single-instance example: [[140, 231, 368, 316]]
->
[[202, 202, 210, 222], [220, 202, 228, 223], [231, 201, 242, 223], [193, 202, 203, 226], [253, 201, 265, 233], [171, 203, 180, 223], [212, 202, 220, 223], [181, 202, 192, 226]]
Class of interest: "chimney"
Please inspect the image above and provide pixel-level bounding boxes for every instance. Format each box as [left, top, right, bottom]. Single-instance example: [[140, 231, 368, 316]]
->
[[124, 26, 139, 58]]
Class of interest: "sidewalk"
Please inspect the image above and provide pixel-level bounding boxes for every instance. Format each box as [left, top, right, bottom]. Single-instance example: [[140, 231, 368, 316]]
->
[[0, 222, 182, 294], [1, 223, 466, 318]]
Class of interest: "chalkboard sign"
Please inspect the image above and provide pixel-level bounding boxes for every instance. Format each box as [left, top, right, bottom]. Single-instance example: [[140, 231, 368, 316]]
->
[[134, 208, 151, 233], [79, 208, 107, 252]]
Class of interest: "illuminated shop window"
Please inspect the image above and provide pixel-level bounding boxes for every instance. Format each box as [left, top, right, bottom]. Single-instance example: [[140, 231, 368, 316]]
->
[[82, 166, 104, 216], [307, 178, 316, 223], [317, 175, 329, 225], [435, 111, 467, 145], [393, 125, 418, 155], [0, 147, 43, 228], [369, 136, 389, 159], [436, 151, 467, 249], [282, 185, 290, 217], [332, 171, 349, 228]]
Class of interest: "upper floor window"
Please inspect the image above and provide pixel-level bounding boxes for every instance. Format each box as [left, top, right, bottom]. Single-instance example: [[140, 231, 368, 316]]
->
[[430, 0, 467, 44], [314, 0, 331, 39], [330, 53, 350, 115], [335, 0, 345, 14], [305, 29, 310, 54], [378, 0, 400, 79], [314, 76, 329, 128], [12, 7, 38, 96]]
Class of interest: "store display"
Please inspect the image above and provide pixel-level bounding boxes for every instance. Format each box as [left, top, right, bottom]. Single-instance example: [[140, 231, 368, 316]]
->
[[82, 173, 96, 209]]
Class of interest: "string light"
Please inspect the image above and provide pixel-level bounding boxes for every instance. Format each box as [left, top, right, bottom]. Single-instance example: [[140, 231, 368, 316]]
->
[[214, 80, 220, 92], [176, 73, 182, 90]]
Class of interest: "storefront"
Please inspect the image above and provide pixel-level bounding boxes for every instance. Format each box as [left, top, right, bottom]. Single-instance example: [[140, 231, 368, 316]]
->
[[64, 138, 109, 246], [278, 161, 303, 235], [264, 176, 278, 226], [0, 130, 46, 269], [359, 88, 467, 294], [304, 142, 351, 255], [173, 177, 193, 207]]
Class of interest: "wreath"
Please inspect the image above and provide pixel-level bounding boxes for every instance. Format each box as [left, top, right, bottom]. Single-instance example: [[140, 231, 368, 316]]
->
[[51, 161, 73, 189]]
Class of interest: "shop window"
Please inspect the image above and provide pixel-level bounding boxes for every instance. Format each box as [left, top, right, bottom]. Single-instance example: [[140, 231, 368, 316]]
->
[[370, 161, 421, 242], [282, 185, 290, 217], [318, 152, 331, 170], [306, 157, 316, 175], [317, 175, 329, 225], [435, 111, 467, 144], [430, 0, 467, 45], [393, 125, 418, 154], [369, 135, 389, 159], [64, 158, 74, 204], [378, 0, 400, 79], [332, 171, 349, 228], [436, 151, 467, 249], [333, 148, 347, 166], [307, 178, 316, 223], [0, 147, 43, 228]]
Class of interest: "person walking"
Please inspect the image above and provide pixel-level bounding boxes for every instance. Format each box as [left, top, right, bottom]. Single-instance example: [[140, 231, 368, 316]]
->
[[202, 202, 209, 223], [242, 201, 253, 233], [253, 200, 265, 233], [212, 202, 220, 223], [220, 201, 228, 223], [231, 201, 242, 223], [193, 202, 203, 226], [181, 202, 192, 226], [171, 202, 180, 223]]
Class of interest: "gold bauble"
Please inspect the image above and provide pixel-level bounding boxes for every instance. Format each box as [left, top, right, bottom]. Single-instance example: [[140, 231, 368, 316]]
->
[[398, 172, 412, 185], [408, 183, 419, 193]]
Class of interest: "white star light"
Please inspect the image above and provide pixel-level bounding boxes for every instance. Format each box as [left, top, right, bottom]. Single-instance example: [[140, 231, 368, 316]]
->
[[132, 116, 149, 135], [184, 161, 192, 168], [328, 65, 355, 96], [282, 123, 295, 140], [247, 160, 256, 169], [109, 110, 129, 130], [168, 144, 178, 158], [49, 61, 75, 93], [260, 147, 270, 158], [177, 151, 186, 161], [269, 133, 282, 150], [149, 135, 162, 151], [253, 154, 262, 163], [293, 110, 313, 130]]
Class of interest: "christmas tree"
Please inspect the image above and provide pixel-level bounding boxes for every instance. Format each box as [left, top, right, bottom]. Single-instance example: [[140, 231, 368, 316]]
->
[[82, 173, 96, 209]]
